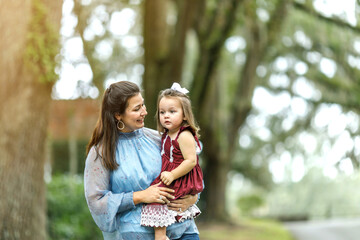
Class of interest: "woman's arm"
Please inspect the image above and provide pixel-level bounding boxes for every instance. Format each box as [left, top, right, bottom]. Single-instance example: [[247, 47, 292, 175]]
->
[[160, 131, 197, 185], [85, 148, 176, 228], [84, 147, 134, 232]]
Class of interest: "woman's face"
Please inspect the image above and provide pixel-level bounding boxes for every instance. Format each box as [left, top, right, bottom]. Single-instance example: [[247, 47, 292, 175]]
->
[[116, 93, 147, 132]]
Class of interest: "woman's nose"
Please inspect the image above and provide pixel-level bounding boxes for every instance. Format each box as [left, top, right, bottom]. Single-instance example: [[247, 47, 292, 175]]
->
[[141, 106, 147, 116]]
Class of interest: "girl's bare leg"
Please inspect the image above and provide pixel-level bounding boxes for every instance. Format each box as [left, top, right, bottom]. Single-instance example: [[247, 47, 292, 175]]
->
[[154, 226, 167, 240]]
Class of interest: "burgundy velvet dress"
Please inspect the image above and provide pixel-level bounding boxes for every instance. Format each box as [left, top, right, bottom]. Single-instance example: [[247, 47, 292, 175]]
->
[[141, 126, 203, 227]]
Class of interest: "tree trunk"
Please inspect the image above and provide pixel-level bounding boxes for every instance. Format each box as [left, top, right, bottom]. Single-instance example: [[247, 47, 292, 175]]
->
[[0, 0, 62, 239], [143, 0, 197, 128], [190, 0, 242, 221], [200, 123, 231, 221], [196, 0, 290, 221], [143, 0, 170, 128], [202, 154, 229, 220]]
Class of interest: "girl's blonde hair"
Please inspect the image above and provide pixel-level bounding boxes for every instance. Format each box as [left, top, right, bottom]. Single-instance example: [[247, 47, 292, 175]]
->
[[156, 88, 200, 138]]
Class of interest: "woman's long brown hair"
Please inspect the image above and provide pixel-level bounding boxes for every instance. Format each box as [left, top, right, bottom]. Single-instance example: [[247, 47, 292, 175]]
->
[[86, 81, 140, 171]]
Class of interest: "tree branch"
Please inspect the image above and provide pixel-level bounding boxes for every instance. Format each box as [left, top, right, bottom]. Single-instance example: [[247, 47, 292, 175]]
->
[[73, 0, 107, 94], [293, 2, 360, 34], [165, 0, 199, 84], [230, 0, 291, 147], [191, 0, 242, 108]]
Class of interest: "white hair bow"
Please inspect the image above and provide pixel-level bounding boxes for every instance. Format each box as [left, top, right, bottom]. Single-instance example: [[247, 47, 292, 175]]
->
[[171, 82, 189, 94]]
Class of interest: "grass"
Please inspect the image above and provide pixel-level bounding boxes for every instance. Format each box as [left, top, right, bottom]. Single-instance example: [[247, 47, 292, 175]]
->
[[197, 218, 295, 240]]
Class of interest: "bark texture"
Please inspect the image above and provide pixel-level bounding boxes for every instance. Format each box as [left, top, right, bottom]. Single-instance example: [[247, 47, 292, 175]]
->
[[0, 0, 62, 239]]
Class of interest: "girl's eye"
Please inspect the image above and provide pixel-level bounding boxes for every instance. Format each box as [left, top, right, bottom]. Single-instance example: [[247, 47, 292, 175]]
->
[[170, 110, 175, 113]]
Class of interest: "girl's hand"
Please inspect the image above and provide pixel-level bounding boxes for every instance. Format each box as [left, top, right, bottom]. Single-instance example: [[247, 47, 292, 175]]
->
[[160, 171, 175, 185], [133, 183, 175, 205], [167, 194, 197, 212]]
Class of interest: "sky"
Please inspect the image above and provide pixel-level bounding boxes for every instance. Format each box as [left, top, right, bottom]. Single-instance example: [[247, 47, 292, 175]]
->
[[55, 0, 359, 182]]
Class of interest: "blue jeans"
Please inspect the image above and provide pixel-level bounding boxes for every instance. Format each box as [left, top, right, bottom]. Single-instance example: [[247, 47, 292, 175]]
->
[[174, 233, 200, 240]]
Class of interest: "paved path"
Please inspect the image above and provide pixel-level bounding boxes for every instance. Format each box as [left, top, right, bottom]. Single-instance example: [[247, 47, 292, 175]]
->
[[285, 218, 360, 240]]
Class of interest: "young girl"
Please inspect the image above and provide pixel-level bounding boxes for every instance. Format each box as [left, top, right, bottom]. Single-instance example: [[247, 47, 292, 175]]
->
[[140, 83, 204, 240]]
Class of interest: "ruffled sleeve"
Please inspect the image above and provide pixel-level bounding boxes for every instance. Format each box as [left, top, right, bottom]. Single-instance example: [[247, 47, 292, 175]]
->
[[84, 147, 135, 232]]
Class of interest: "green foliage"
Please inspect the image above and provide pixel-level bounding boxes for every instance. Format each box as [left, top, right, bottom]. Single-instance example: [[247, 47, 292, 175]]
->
[[232, 145, 274, 189], [237, 194, 265, 216], [51, 139, 88, 174], [25, 0, 60, 83], [47, 174, 102, 240]]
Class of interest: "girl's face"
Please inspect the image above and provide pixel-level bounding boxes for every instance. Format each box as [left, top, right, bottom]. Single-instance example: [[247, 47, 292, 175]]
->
[[116, 93, 147, 132], [158, 96, 185, 133]]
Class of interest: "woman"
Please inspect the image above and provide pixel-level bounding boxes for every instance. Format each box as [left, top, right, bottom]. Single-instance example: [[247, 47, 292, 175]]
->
[[84, 81, 200, 240]]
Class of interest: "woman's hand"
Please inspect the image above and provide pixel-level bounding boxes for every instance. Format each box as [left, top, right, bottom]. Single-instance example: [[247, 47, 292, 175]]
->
[[167, 194, 198, 212], [133, 183, 175, 205]]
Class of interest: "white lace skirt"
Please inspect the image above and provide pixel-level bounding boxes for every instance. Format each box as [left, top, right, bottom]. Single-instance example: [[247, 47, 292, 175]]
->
[[140, 204, 201, 227]]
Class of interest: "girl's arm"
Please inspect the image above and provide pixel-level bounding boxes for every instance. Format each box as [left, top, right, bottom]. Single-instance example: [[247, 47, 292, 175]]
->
[[160, 130, 197, 185]]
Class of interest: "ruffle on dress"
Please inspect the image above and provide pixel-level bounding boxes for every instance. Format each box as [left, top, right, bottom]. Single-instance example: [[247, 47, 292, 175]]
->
[[140, 204, 201, 227], [175, 205, 201, 222]]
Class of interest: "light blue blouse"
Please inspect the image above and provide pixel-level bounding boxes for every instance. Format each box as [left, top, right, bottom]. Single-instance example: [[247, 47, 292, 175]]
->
[[84, 128, 199, 240]]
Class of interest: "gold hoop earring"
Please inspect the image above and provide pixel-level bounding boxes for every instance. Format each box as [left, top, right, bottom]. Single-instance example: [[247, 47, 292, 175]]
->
[[117, 120, 125, 130]]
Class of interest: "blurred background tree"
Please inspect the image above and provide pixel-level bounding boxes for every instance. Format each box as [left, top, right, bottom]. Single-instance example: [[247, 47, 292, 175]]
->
[[0, 1, 62, 239]]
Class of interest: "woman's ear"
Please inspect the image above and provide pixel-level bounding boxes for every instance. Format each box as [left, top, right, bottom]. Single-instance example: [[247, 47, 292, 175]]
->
[[115, 113, 121, 121]]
